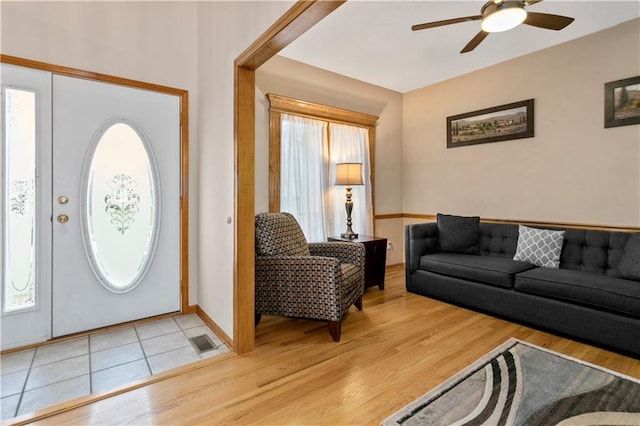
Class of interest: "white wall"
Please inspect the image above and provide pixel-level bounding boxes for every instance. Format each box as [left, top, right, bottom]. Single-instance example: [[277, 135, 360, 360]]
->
[[1, 0, 200, 302], [403, 18, 640, 227], [196, 1, 294, 336]]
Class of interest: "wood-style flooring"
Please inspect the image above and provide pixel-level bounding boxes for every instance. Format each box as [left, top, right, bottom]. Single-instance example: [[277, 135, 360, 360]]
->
[[14, 265, 640, 425]]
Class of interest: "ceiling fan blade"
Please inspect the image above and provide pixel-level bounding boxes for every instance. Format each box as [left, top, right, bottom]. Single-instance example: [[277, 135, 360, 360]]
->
[[524, 0, 544, 6], [461, 31, 489, 53], [412, 15, 481, 31], [524, 12, 574, 30]]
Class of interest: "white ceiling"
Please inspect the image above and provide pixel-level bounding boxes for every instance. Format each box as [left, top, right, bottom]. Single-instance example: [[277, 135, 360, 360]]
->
[[279, 1, 640, 93]]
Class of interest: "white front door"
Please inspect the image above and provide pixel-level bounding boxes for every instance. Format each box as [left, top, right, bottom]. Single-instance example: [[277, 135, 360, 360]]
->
[[51, 75, 181, 337]]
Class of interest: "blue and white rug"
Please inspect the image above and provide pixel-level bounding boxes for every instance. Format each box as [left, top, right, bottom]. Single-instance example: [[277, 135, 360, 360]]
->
[[382, 338, 640, 425]]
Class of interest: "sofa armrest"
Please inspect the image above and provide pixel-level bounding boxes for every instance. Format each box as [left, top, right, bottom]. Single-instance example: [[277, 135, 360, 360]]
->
[[405, 222, 438, 275], [308, 242, 365, 268]]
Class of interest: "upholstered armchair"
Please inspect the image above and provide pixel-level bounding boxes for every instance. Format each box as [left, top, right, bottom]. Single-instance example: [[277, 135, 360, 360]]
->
[[255, 212, 365, 341]]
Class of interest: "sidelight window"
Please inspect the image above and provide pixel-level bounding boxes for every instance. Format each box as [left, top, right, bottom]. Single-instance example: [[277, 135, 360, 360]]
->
[[2, 88, 37, 312]]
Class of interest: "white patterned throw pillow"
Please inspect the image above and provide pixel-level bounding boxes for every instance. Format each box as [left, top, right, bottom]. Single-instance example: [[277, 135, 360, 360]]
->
[[513, 225, 565, 268]]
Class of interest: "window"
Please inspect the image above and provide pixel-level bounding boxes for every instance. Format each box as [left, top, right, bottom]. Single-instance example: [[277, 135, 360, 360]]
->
[[268, 94, 378, 241], [83, 121, 159, 293], [3, 87, 37, 312]]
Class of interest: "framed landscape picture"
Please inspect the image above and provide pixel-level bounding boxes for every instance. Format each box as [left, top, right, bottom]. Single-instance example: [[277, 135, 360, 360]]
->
[[604, 76, 640, 128], [447, 99, 534, 148]]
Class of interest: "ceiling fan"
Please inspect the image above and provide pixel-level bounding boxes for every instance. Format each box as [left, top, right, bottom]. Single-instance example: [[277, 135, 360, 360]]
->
[[412, 0, 575, 53]]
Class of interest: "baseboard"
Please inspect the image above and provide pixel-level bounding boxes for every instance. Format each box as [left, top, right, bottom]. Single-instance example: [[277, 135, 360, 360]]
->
[[195, 305, 233, 349], [183, 305, 197, 314]]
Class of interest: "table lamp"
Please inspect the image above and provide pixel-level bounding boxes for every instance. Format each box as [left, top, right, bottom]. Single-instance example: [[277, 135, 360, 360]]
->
[[335, 162, 364, 239]]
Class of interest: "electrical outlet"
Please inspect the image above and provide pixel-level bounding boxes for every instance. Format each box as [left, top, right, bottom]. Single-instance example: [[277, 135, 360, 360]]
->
[[387, 240, 393, 250]]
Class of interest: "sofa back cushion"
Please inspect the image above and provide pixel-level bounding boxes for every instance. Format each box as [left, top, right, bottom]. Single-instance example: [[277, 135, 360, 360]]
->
[[478, 223, 634, 277], [560, 229, 630, 277], [478, 223, 520, 258], [617, 234, 640, 281]]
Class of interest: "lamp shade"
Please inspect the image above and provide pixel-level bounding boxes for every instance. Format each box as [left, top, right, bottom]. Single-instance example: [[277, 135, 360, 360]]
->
[[335, 163, 363, 186]]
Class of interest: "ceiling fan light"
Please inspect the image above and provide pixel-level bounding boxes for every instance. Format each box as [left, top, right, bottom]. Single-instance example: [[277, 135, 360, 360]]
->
[[481, 7, 527, 33]]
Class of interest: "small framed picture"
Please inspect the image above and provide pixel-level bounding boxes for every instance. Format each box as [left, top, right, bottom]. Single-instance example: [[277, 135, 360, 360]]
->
[[604, 76, 640, 128], [447, 99, 534, 148]]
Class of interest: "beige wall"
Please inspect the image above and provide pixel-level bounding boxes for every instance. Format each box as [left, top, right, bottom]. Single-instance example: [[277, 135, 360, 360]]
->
[[255, 55, 405, 264], [403, 18, 640, 228]]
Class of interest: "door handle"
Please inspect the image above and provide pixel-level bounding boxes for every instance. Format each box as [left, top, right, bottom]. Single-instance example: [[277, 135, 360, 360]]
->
[[57, 214, 69, 224], [58, 196, 69, 205]]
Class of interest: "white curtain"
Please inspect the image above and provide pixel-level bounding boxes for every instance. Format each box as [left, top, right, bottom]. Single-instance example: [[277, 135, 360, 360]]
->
[[327, 123, 373, 238], [280, 113, 329, 242], [280, 114, 373, 242]]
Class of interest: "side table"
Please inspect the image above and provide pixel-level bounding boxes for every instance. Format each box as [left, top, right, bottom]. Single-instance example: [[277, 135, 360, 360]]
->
[[328, 235, 387, 290]]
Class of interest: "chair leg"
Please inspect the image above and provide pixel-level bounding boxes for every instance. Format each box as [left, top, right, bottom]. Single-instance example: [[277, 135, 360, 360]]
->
[[354, 295, 363, 311], [255, 313, 262, 326], [328, 320, 341, 342]]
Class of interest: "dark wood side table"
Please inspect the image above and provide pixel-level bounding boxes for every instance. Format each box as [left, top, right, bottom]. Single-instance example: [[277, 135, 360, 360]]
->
[[328, 235, 387, 290]]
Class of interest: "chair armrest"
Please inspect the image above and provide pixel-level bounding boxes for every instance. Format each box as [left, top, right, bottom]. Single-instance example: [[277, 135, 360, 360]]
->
[[308, 242, 365, 268]]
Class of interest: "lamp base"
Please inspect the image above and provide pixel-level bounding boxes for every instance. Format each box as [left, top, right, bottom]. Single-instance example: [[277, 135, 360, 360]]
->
[[341, 185, 358, 240], [341, 231, 359, 240]]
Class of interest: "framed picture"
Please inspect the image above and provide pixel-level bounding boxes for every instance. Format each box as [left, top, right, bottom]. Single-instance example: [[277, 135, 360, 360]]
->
[[447, 99, 534, 148], [604, 76, 640, 128]]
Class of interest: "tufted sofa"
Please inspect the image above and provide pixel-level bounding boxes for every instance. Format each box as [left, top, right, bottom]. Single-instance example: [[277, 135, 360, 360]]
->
[[405, 221, 640, 357]]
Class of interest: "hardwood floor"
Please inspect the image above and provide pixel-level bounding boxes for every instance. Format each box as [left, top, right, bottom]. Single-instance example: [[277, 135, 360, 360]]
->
[[16, 265, 640, 425]]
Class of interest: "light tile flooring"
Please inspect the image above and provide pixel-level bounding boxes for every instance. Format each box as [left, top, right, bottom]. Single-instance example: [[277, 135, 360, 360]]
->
[[1, 314, 229, 421]]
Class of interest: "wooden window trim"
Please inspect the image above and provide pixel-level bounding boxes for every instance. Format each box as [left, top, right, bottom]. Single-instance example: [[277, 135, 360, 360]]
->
[[267, 93, 378, 213]]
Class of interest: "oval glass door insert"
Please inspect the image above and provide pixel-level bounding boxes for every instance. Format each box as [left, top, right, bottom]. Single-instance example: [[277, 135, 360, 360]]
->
[[84, 121, 159, 293]]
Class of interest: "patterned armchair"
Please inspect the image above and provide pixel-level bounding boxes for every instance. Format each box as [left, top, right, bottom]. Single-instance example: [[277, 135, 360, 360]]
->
[[255, 212, 365, 341]]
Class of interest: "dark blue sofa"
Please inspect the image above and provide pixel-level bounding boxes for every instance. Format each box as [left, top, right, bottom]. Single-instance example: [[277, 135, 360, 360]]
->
[[405, 222, 640, 357]]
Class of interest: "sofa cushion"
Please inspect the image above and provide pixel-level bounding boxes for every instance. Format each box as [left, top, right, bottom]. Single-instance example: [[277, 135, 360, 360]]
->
[[559, 229, 630, 276], [515, 268, 640, 317], [479, 223, 519, 258], [513, 225, 565, 268], [617, 234, 640, 281], [437, 213, 480, 255], [419, 253, 535, 289]]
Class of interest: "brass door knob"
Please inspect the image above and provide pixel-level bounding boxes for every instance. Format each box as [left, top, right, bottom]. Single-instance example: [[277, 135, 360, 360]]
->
[[57, 214, 69, 224], [58, 196, 69, 205]]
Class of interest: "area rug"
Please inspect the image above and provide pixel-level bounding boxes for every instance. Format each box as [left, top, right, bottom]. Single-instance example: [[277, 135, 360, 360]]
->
[[382, 338, 640, 425]]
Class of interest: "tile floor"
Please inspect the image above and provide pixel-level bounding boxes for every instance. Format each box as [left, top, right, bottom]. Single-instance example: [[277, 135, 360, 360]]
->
[[1, 314, 229, 421]]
